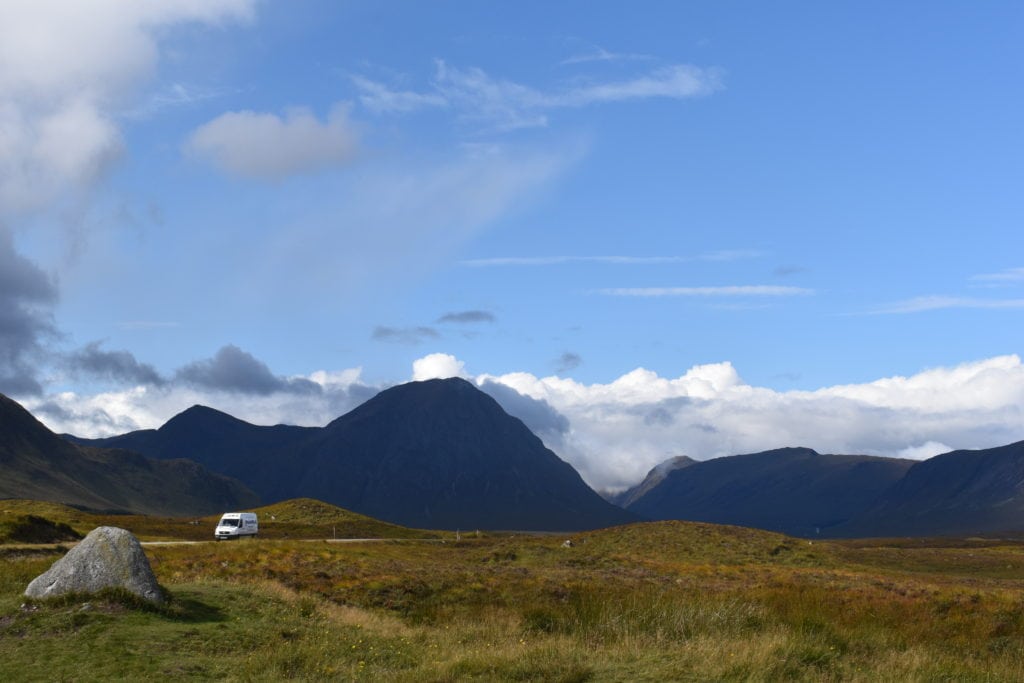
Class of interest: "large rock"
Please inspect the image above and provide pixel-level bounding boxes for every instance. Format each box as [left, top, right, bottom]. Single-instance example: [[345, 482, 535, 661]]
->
[[24, 526, 163, 604]]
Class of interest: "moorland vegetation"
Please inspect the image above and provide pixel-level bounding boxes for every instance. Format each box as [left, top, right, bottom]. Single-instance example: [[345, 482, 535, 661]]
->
[[3, 499, 1024, 681]]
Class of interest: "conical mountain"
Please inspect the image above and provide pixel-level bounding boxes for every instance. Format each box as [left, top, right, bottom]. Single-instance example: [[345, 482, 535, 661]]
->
[[0, 393, 258, 515], [297, 378, 637, 530]]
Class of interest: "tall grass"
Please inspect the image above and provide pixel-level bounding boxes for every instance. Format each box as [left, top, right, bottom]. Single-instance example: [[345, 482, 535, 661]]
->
[[3, 523, 1024, 680]]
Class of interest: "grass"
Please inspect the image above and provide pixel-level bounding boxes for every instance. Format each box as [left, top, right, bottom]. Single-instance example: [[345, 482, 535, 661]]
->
[[0, 497, 438, 543], [3, 514, 1024, 680]]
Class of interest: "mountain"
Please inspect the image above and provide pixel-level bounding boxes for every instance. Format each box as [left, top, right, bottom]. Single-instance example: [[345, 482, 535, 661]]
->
[[833, 441, 1024, 537], [627, 447, 915, 537], [75, 405, 317, 503], [0, 393, 258, 516], [609, 455, 696, 508], [78, 378, 637, 531]]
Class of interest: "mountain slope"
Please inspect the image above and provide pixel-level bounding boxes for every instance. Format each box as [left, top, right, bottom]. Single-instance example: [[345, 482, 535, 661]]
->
[[0, 393, 259, 516], [834, 441, 1024, 537], [610, 455, 696, 508], [628, 447, 915, 537]]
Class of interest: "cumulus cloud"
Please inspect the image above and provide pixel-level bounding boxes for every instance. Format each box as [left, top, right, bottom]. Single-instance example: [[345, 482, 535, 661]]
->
[[478, 379, 569, 438], [63, 341, 165, 386], [0, 0, 253, 215], [353, 60, 721, 131], [176, 345, 318, 395], [435, 310, 496, 324], [477, 355, 1024, 492], [372, 326, 440, 345], [412, 353, 467, 381], [0, 228, 58, 395], [186, 103, 359, 179], [18, 348, 1024, 495], [26, 362, 378, 438]]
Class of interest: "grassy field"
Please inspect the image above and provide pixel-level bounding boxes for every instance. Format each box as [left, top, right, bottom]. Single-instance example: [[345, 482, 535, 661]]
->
[[2, 504, 1024, 681]]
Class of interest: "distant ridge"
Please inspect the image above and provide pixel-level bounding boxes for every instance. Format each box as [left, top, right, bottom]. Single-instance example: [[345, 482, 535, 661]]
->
[[0, 393, 258, 516], [627, 448, 915, 537], [79, 378, 637, 531], [609, 455, 696, 508], [833, 441, 1024, 537]]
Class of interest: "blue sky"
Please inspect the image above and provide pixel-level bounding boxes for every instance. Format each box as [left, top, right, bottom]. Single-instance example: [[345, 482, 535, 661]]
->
[[2, 2, 1023, 489]]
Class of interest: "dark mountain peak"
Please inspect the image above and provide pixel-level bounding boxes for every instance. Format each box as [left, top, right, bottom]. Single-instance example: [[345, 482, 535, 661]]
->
[[0, 391, 71, 452], [307, 377, 635, 530], [326, 376, 510, 434], [163, 404, 248, 430]]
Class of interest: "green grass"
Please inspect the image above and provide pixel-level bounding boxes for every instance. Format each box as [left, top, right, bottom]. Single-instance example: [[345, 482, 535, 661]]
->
[[3, 517, 1024, 680], [0, 497, 437, 543]]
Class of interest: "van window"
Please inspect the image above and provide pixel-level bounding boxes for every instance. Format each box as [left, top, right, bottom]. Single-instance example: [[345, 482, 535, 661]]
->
[[221, 519, 240, 527]]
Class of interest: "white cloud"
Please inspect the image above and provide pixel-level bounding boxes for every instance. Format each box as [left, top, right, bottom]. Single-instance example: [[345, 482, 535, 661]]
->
[[243, 143, 578, 308], [560, 46, 653, 66], [597, 285, 813, 297], [0, 0, 254, 215], [971, 267, 1024, 283], [871, 296, 1024, 314], [478, 355, 1024, 492], [26, 364, 373, 438], [460, 251, 763, 267], [186, 104, 359, 179], [462, 255, 692, 267], [412, 353, 467, 381], [896, 441, 953, 461], [353, 60, 721, 131], [351, 75, 448, 114]]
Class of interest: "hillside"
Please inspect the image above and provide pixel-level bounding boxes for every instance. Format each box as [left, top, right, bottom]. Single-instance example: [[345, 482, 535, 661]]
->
[[834, 441, 1024, 537], [0, 393, 258, 516], [72, 405, 316, 503], [628, 447, 915, 537]]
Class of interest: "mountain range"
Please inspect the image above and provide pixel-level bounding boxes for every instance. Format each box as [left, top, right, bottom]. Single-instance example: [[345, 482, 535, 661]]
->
[[6, 376, 1024, 537], [624, 442, 1024, 538], [0, 393, 257, 516], [624, 448, 916, 537], [72, 378, 637, 531]]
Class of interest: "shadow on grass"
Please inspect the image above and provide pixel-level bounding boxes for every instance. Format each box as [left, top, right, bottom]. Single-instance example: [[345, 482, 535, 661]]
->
[[167, 593, 227, 624], [22, 587, 228, 624]]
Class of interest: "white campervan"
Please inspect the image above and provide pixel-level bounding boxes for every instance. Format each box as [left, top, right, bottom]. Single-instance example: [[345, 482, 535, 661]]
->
[[214, 512, 258, 540]]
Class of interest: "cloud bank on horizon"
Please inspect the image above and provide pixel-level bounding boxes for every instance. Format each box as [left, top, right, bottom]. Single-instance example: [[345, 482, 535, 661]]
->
[[24, 351, 1024, 493]]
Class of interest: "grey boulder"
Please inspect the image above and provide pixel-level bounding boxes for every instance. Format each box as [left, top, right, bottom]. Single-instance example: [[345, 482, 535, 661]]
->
[[24, 526, 163, 604]]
